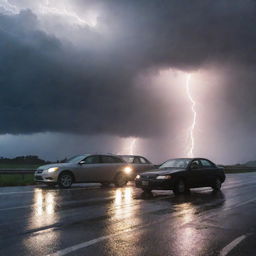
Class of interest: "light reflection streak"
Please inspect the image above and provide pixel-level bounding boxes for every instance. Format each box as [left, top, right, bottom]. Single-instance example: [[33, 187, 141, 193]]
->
[[114, 187, 133, 207], [30, 189, 59, 226], [24, 188, 60, 254], [106, 187, 143, 254], [34, 189, 56, 216], [173, 202, 197, 256], [112, 187, 138, 222]]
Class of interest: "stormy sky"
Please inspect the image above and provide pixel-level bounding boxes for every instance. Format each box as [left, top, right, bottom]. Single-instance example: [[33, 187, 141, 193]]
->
[[1, 0, 256, 164]]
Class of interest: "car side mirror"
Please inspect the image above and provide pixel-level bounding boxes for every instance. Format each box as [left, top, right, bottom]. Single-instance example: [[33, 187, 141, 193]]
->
[[79, 160, 86, 165]]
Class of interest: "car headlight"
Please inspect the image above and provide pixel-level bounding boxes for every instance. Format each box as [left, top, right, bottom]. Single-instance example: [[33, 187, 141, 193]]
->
[[156, 175, 172, 179], [123, 166, 133, 174], [47, 167, 59, 173], [135, 175, 141, 179]]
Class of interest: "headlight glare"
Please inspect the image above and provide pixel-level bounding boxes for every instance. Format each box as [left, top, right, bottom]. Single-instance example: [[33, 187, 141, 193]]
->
[[156, 175, 172, 180], [135, 175, 141, 179], [123, 166, 133, 174], [47, 167, 59, 173]]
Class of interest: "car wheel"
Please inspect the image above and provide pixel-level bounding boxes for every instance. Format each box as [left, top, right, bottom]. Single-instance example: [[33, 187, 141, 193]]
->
[[114, 173, 128, 187], [173, 179, 187, 195], [142, 188, 152, 193], [212, 178, 222, 191], [58, 172, 73, 189]]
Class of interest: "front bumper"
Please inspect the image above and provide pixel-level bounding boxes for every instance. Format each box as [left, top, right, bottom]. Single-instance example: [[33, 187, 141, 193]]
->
[[34, 171, 59, 183], [135, 178, 174, 190]]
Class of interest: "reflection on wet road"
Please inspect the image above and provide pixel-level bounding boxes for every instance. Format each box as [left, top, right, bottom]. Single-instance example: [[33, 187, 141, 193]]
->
[[0, 173, 256, 256]]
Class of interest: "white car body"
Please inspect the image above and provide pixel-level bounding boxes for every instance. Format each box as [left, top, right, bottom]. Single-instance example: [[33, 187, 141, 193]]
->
[[34, 154, 133, 188]]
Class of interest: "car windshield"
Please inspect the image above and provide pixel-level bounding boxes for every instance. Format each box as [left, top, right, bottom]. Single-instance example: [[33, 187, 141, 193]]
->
[[160, 159, 191, 169], [66, 155, 88, 163]]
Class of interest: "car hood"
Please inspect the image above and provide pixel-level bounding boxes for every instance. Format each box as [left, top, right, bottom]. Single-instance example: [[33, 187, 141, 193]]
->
[[140, 168, 186, 176], [37, 163, 73, 170]]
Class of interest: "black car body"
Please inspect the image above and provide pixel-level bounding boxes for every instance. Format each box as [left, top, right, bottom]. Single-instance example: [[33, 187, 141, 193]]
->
[[135, 158, 225, 195]]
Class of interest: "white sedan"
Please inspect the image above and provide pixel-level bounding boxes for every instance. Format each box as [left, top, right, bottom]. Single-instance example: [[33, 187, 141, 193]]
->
[[34, 154, 133, 188]]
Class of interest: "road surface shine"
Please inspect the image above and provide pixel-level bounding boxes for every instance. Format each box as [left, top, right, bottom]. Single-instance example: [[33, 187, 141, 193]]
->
[[0, 173, 256, 256]]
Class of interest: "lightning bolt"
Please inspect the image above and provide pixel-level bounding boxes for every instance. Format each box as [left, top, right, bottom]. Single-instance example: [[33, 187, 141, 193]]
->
[[39, 0, 98, 27], [118, 137, 137, 155], [39, 4, 90, 26], [129, 138, 137, 155], [0, 0, 97, 27], [185, 74, 196, 158], [0, 0, 19, 14]]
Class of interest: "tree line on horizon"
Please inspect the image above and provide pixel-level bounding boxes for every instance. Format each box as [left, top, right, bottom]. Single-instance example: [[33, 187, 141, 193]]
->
[[0, 155, 51, 165]]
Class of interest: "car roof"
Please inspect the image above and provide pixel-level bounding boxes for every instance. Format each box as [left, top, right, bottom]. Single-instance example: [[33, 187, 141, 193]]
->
[[79, 153, 121, 156], [162, 157, 213, 163], [73, 153, 124, 159], [164, 158, 208, 160], [164, 158, 193, 161], [119, 155, 146, 158]]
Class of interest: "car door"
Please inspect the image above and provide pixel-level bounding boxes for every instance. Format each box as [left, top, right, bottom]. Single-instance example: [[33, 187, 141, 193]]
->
[[137, 157, 155, 173], [99, 155, 125, 181], [77, 155, 101, 182], [187, 159, 205, 187], [131, 156, 142, 173], [200, 159, 218, 186]]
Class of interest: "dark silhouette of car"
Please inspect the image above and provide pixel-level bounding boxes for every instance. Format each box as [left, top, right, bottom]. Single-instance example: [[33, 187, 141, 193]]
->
[[135, 158, 225, 195]]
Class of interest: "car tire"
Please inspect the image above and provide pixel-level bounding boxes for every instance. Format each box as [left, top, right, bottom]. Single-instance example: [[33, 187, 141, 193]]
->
[[114, 173, 128, 187], [173, 179, 188, 195], [212, 178, 222, 191], [142, 188, 152, 193], [58, 172, 73, 189]]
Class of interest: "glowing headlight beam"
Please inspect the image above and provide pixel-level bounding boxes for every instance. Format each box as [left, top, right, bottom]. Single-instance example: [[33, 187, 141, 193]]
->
[[47, 167, 59, 173], [123, 166, 133, 174], [185, 74, 197, 158]]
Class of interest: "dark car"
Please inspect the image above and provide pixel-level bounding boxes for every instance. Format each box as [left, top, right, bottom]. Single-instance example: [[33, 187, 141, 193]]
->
[[119, 155, 156, 179], [135, 158, 225, 195]]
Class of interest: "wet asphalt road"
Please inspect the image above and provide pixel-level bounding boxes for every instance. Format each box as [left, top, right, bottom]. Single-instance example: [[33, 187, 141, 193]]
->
[[0, 173, 256, 256]]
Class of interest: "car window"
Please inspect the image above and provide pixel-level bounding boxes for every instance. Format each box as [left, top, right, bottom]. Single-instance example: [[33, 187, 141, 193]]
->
[[200, 159, 215, 168], [133, 157, 140, 164], [121, 156, 134, 163], [101, 156, 123, 163], [190, 160, 202, 168], [83, 156, 100, 164], [160, 159, 190, 168], [66, 155, 88, 163], [139, 157, 148, 164]]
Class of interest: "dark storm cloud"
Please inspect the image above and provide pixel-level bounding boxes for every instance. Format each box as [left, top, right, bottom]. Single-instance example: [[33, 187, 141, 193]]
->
[[1, 0, 256, 137], [0, 9, 165, 136]]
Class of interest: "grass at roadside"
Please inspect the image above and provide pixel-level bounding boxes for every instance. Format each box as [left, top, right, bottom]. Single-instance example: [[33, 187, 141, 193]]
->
[[0, 174, 35, 186], [0, 164, 39, 169], [224, 168, 256, 174]]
